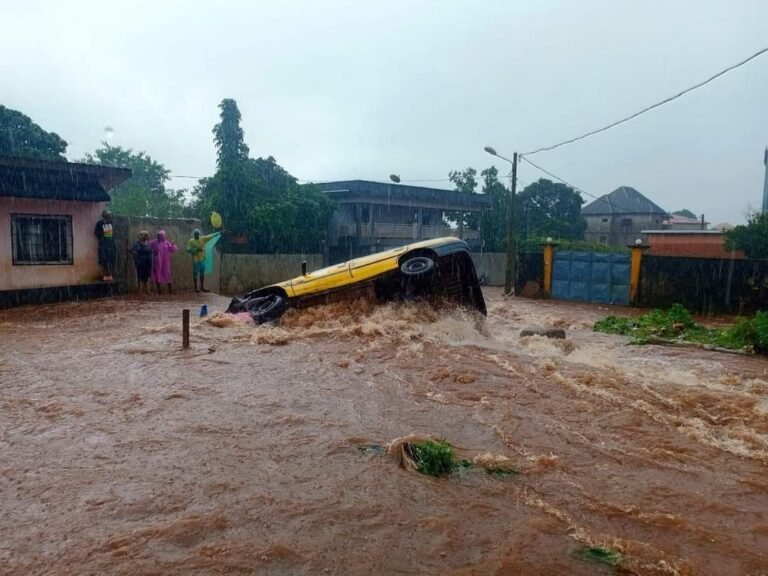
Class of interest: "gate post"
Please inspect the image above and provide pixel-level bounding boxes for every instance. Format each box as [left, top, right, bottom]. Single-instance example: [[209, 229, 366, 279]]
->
[[541, 238, 558, 298], [628, 240, 649, 305]]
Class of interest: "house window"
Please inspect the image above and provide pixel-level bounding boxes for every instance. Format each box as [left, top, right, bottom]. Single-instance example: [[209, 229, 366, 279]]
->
[[11, 214, 73, 265], [620, 218, 633, 230], [361, 206, 370, 224], [599, 236, 607, 244], [601, 217, 609, 223]]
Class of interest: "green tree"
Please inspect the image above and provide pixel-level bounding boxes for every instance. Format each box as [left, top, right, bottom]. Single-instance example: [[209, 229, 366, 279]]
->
[[448, 167, 479, 229], [478, 166, 508, 251], [516, 178, 586, 241], [725, 211, 768, 259], [82, 143, 190, 218], [0, 105, 67, 160], [673, 209, 697, 219], [213, 98, 249, 170], [252, 185, 335, 253], [448, 167, 477, 194], [195, 99, 261, 234], [193, 98, 334, 252]]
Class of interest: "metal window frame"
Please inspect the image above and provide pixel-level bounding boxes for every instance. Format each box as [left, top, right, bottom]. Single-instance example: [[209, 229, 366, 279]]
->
[[11, 213, 74, 266]]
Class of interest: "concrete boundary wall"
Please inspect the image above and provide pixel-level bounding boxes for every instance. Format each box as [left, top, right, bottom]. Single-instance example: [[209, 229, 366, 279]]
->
[[220, 254, 323, 295], [470, 253, 506, 286], [113, 216, 220, 293]]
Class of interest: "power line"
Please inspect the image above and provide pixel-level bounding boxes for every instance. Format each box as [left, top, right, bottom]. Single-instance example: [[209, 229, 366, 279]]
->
[[523, 45, 768, 156], [519, 156, 599, 200]]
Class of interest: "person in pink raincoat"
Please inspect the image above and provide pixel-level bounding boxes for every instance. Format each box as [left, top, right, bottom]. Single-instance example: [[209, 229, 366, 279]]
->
[[150, 230, 177, 294]]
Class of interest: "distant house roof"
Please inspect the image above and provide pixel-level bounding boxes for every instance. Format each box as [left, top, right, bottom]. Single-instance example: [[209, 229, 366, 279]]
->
[[312, 180, 489, 211], [0, 155, 131, 202], [712, 222, 734, 231], [582, 186, 668, 216], [664, 214, 704, 225]]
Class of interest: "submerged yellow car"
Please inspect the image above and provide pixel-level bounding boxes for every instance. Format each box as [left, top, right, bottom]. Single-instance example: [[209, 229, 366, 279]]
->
[[227, 237, 487, 323]]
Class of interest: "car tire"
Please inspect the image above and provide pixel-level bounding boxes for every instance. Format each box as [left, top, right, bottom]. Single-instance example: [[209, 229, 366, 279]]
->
[[400, 256, 436, 277], [226, 297, 247, 313], [249, 294, 287, 324]]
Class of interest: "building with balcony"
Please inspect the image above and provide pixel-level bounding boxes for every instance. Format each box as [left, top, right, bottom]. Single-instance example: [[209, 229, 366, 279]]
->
[[314, 180, 489, 263]]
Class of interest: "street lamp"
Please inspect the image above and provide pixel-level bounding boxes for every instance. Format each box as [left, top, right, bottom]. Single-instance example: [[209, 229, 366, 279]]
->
[[484, 146, 519, 295]]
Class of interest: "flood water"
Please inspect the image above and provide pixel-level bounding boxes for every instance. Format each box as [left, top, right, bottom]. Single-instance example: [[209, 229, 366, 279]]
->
[[1, 288, 767, 575]]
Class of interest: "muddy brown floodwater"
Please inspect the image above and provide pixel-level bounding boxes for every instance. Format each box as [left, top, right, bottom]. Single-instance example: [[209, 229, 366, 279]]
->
[[1, 288, 767, 575]]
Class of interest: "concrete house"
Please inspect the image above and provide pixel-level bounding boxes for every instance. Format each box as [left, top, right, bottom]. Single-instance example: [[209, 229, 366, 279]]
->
[[314, 180, 489, 263], [0, 155, 130, 308], [583, 186, 669, 247]]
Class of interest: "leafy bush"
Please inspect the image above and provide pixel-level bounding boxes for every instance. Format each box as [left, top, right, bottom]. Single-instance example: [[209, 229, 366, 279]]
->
[[594, 305, 768, 353], [406, 440, 456, 477], [724, 311, 768, 352]]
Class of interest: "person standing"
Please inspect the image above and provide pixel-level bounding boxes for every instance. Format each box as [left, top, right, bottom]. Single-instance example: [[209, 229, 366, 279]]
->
[[150, 230, 177, 294], [94, 210, 116, 282], [186, 229, 216, 293], [129, 231, 153, 295]]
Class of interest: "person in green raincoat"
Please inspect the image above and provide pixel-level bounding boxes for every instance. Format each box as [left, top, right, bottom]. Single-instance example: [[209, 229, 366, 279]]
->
[[186, 229, 219, 292]]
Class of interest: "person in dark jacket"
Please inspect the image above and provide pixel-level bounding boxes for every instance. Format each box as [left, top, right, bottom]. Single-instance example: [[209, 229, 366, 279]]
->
[[94, 210, 116, 282], [130, 230, 152, 295]]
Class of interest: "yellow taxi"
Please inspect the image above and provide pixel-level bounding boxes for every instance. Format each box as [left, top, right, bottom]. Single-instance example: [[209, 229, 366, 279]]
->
[[227, 237, 487, 323]]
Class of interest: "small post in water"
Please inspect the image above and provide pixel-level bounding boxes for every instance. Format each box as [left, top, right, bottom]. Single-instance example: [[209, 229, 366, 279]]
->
[[182, 309, 190, 349]]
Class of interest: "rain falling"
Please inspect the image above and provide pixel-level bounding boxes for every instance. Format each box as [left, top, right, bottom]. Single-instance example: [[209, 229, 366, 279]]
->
[[1, 2, 768, 575]]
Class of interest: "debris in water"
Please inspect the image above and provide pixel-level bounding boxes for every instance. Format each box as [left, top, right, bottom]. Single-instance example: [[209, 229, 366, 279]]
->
[[358, 444, 386, 456], [520, 327, 566, 339], [576, 546, 623, 567], [387, 434, 455, 477], [206, 313, 247, 328], [473, 452, 520, 475]]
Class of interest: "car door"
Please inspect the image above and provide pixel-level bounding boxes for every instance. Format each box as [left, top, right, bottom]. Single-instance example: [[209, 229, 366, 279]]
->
[[348, 246, 406, 283], [289, 261, 353, 297]]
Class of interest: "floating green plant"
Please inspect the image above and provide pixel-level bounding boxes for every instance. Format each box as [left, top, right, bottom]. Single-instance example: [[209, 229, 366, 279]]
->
[[576, 546, 622, 567]]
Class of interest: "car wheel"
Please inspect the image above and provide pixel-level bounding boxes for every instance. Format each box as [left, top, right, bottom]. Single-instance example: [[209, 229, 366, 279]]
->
[[249, 294, 287, 324], [226, 297, 247, 313], [400, 256, 436, 277]]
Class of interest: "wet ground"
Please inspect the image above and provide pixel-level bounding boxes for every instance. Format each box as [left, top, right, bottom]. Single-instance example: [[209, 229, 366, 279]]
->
[[1, 288, 767, 575]]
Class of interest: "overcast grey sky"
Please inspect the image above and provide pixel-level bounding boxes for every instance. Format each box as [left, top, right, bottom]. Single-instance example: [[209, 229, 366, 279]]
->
[[3, 0, 767, 223]]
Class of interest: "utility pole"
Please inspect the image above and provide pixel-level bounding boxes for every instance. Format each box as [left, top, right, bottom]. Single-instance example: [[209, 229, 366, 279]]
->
[[505, 153, 518, 295], [762, 147, 768, 214], [483, 146, 518, 295]]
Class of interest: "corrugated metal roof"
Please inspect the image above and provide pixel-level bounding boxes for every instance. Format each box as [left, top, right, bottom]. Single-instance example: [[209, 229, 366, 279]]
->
[[582, 186, 668, 216], [0, 155, 131, 202]]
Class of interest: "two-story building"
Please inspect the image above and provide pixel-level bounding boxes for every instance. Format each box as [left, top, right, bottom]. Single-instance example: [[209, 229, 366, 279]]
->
[[313, 180, 489, 263], [583, 186, 669, 247]]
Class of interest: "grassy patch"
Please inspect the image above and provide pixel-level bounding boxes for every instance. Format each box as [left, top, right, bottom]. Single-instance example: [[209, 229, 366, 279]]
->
[[405, 440, 456, 477], [593, 305, 768, 353], [576, 546, 623, 567]]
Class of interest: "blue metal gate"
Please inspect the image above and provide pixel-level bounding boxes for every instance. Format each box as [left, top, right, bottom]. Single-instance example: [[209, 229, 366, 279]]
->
[[551, 251, 630, 305]]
